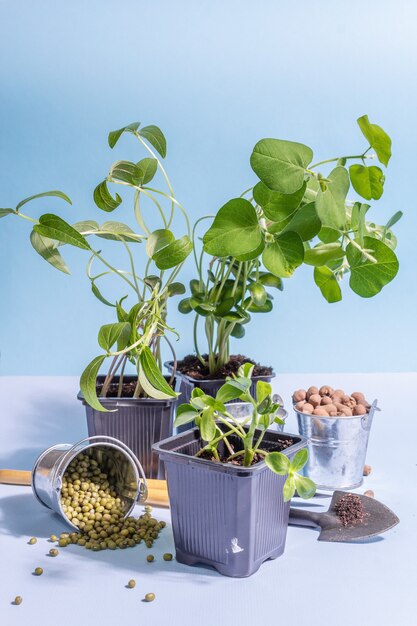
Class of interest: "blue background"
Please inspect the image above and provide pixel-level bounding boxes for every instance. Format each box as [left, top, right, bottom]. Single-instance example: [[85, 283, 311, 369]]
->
[[0, 0, 416, 375]]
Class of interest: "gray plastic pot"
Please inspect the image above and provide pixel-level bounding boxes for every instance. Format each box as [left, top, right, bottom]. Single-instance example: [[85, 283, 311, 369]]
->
[[165, 361, 275, 432], [153, 427, 307, 577], [77, 375, 179, 480]]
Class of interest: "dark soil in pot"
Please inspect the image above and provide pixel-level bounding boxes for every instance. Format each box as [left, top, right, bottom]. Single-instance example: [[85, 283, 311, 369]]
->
[[96, 377, 176, 398], [175, 353, 273, 380], [165, 356, 276, 422], [198, 433, 294, 465]]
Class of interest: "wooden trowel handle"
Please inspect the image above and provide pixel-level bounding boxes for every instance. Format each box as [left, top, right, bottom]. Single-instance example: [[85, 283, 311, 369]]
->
[[0, 469, 32, 486], [0, 469, 170, 508]]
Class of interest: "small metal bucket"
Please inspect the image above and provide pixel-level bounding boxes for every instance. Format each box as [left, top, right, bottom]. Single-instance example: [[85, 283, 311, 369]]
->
[[295, 400, 378, 490], [224, 396, 287, 432], [32, 435, 148, 530]]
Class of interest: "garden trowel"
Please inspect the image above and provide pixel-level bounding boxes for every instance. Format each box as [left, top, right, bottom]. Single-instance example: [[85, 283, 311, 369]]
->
[[289, 490, 399, 542]]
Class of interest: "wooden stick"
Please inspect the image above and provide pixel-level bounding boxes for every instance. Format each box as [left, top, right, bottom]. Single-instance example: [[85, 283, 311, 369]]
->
[[0, 469, 170, 507]]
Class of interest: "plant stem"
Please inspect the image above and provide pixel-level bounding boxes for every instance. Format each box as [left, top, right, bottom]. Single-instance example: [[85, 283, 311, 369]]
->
[[138, 188, 168, 229], [117, 357, 127, 397], [310, 149, 372, 170], [92, 250, 138, 293]]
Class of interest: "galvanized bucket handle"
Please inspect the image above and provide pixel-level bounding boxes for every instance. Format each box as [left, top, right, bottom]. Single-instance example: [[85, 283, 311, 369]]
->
[[361, 400, 379, 431], [54, 435, 148, 504]]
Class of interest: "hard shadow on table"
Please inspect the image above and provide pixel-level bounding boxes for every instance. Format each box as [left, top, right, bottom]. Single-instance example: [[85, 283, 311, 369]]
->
[[0, 492, 218, 583]]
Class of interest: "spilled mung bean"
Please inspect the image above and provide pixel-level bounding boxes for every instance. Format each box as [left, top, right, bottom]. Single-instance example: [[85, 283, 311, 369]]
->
[[56, 450, 164, 551]]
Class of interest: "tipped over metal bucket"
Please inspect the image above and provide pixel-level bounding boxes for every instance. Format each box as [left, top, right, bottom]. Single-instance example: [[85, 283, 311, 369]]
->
[[294, 400, 378, 490], [32, 436, 148, 530]]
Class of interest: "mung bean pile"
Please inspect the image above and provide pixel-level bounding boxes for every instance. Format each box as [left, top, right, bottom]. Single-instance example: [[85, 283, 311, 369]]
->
[[58, 450, 165, 551]]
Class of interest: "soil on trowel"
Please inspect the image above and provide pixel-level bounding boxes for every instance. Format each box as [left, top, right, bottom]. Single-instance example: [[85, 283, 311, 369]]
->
[[176, 354, 274, 381], [335, 493, 368, 527]]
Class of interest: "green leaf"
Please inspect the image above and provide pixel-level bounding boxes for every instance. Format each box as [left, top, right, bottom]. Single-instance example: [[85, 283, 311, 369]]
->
[[0, 208, 15, 218], [346, 236, 399, 297], [384, 211, 403, 231], [216, 378, 250, 403], [290, 448, 308, 472], [234, 239, 265, 262], [30, 230, 70, 274], [256, 380, 272, 404], [357, 115, 392, 166], [203, 199, 262, 259], [136, 158, 158, 184], [283, 475, 296, 502], [98, 322, 131, 352], [314, 266, 342, 303], [315, 167, 350, 229], [318, 226, 341, 243], [95, 221, 143, 243], [282, 202, 321, 241], [262, 232, 304, 277], [167, 282, 186, 297], [116, 297, 129, 321], [304, 243, 345, 266], [91, 281, 116, 307], [178, 298, 193, 314], [110, 160, 142, 185], [230, 323, 245, 338], [16, 190, 72, 212], [108, 122, 140, 149], [139, 125, 167, 158], [72, 220, 99, 234], [80, 356, 110, 412], [250, 139, 313, 194], [253, 181, 306, 222], [294, 474, 316, 499], [174, 404, 198, 428], [146, 229, 175, 258], [237, 362, 254, 378], [152, 235, 193, 270], [244, 298, 273, 313], [265, 451, 290, 475], [214, 297, 235, 317], [139, 347, 178, 399], [34, 214, 91, 250], [200, 407, 216, 442], [248, 282, 267, 306], [349, 164, 385, 200], [93, 180, 122, 212], [257, 273, 283, 290]]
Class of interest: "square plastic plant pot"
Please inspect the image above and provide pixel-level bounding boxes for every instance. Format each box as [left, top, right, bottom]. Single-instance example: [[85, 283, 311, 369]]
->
[[78, 376, 179, 479], [153, 427, 307, 577]]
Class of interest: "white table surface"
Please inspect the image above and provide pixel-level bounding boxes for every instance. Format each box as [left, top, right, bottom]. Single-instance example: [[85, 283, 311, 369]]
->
[[0, 374, 415, 626]]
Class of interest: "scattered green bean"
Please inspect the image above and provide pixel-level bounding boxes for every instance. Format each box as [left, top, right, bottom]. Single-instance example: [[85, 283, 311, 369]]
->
[[146, 554, 154, 563], [144, 593, 155, 602], [28, 537, 37, 545], [50, 534, 58, 542], [163, 553, 173, 561], [14, 596, 22, 605], [127, 579, 136, 588], [34, 567, 43, 576], [49, 548, 59, 557]]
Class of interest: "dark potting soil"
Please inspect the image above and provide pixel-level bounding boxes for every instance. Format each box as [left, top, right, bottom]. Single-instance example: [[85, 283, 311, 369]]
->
[[335, 493, 368, 527], [96, 380, 175, 399], [197, 436, 294, 466], [176, 354, 274, 380]]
